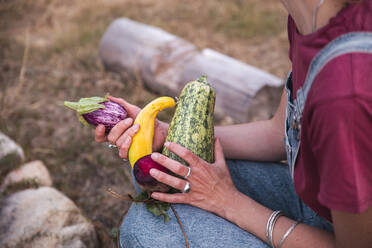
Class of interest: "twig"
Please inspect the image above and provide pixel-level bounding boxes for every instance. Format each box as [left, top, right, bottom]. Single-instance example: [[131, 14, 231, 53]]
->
[[106, 188, 156, 203], [170, 204, 190, 248], [17, 26, 30, 96], [0, 26, 30, 122], [106, 188, 190, 248]]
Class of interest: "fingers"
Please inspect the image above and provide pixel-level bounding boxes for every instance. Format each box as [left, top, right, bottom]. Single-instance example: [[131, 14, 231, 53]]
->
[[151, 153, 190, 178], [151, 192, 186, 204], [150, 168, 188, 192], [163, 142, 201, 168], [107, 118, 133, 144], [116, 124, 140, 158], [108, 95, 141, 117], [95, 125, 106, 142], [115, 123, 139, 147]]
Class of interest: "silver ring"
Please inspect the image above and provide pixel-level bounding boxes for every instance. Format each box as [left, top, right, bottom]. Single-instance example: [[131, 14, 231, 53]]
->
[[108, 144, 117, 149], [123, 158, 128, 162], [182, 181, 191, 193], [184, 167, 191, 179]]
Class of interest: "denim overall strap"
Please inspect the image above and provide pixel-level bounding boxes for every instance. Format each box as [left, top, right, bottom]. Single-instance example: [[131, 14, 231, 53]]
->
[[285, 32, 372, 179], [295, 32, 372, 115]]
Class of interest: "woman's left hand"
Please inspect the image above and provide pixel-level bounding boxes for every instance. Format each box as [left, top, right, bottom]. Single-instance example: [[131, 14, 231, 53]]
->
[[149, 138, 239, 217]]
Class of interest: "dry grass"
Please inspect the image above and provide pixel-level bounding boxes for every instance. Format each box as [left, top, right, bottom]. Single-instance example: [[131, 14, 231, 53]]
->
[[0, 0, 290, 247]]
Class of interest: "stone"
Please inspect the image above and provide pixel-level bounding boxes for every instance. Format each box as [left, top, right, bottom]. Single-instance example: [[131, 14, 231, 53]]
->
[[1, 160, 53, 193], [0, 132, 25, 166], [0, 187, 99, 248]]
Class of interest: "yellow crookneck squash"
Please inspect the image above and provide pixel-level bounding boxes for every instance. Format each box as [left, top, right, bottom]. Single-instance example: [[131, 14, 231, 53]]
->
[[128, 96, 175, 167]]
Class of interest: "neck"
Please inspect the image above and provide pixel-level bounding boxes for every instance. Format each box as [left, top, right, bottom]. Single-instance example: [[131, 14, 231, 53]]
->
[[281, 0, 347, 35]]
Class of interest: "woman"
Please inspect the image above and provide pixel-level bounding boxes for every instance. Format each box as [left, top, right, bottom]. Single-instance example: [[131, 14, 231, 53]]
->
[[95, 0, 372, 247]]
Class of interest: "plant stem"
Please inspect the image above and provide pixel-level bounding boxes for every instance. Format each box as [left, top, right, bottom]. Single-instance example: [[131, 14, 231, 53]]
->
[[170, 204, 190, 248]]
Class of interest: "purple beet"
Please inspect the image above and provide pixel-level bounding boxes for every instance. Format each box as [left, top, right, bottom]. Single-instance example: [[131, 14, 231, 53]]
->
[[82, 101, 127, 133], [134, 155, 171, 192]]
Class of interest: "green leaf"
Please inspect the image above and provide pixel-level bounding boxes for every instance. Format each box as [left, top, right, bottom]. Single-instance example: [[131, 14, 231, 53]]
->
[[133, 192, 171, 222], [145, 202, 171, 223], [110, 227, 119, 239], [133, 191, 151, 203]]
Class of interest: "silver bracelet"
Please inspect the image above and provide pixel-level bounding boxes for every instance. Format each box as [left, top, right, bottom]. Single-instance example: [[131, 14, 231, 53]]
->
[[266, 211, 278, 246], [277, 219, 302, 248], [266, 210, 284, 248]]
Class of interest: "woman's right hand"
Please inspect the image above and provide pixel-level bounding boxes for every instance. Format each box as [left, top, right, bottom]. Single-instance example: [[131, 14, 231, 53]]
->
[[94, 95, 169, 160]]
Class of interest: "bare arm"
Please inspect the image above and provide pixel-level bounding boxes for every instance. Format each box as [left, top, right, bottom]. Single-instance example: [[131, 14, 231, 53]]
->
[[223, 191, 335, 248], [222, 190, 372, 248], [332, 208, 372, 248], [215, 88, 287, 161]]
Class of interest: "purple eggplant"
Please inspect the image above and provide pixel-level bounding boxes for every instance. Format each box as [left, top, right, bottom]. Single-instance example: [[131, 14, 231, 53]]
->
[[133, 155, 171, 192], [64, 95, 127, 133]]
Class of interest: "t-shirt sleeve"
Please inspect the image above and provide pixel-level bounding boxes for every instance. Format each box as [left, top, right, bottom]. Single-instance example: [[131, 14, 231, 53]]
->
[[309, 97, 372, 214]]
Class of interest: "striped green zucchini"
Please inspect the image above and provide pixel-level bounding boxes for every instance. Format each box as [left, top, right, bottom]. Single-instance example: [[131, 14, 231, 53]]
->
[[162, 76, 215, 165]]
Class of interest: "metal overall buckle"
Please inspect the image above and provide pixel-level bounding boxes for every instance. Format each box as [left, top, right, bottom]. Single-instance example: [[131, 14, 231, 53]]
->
[[290, 114, 302, 140]]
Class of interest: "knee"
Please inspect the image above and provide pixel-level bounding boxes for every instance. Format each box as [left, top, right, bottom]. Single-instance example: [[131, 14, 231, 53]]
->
[[119, 205, 147, 248], [118, 203, 175, 248], [119, 218, 137, 248]]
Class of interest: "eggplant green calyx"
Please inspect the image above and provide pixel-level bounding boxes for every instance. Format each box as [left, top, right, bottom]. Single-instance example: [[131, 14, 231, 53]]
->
[[64, 96, 108, 115]]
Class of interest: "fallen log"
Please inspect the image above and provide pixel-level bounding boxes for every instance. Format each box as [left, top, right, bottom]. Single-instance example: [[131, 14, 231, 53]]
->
[[99, 18, 283, 122]]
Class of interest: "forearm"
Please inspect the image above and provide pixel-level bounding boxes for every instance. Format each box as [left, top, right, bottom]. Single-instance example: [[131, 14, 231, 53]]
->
[[215, 89, 287, 162], [215, 119, 286, 161], [158, 118, 285, 162], [220, 191, 335, 248]]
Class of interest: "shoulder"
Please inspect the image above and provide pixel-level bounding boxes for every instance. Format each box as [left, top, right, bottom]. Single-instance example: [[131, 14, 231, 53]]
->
[[306, 52, 372, 108]]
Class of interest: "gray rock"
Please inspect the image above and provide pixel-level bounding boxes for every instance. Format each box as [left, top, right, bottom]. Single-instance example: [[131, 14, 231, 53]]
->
[[0, 187, 98, 248], [1, 160, 53, 193], [0, 132, 25, 165]]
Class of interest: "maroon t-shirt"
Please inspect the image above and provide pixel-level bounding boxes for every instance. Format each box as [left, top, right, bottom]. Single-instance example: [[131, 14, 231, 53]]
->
[[289, 0, 372, 222]]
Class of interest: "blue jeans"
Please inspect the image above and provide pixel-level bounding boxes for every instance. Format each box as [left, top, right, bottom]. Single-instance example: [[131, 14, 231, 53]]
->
[[120, 160, 333, 248]]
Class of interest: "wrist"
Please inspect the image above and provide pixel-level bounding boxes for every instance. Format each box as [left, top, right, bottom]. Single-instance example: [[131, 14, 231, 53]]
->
[[219, 189, 243, 220], [220, 189, 271, 236]]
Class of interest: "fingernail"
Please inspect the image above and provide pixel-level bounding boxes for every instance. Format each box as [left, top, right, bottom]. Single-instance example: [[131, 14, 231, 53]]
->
[[125, 118, 133, 124], [151, 153, 159, 160], [133, 124, 140, 131], [151, 193, 158, 198], [164, 142, 170, 147], [150, 169, 158, 176]]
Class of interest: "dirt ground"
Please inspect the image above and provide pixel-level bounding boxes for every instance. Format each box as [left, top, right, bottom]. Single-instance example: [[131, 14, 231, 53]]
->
[[0, 0, 291, 247]]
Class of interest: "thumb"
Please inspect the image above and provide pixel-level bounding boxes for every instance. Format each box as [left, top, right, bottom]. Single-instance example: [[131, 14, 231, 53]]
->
[[213, 138, 226, 166], [108, 95, 141, 118]]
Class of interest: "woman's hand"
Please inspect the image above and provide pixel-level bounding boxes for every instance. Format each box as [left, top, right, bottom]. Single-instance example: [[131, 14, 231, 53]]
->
[[149, 138, 239, 217], [94, 95, 169, 159]]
